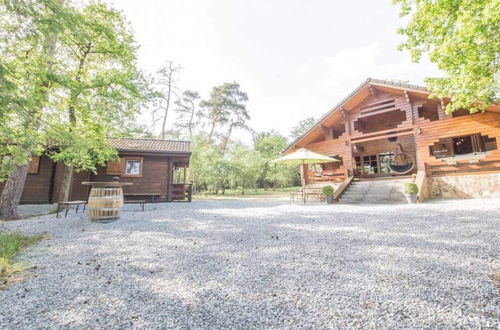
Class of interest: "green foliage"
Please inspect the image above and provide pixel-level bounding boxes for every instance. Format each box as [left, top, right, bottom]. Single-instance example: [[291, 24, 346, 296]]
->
[[200, 82, 250, 144], [188, 131, 300, 195], [322, 185, 334, 196], [394, 0, 500, 113], [46, 1, 146, 172], [404, 182, 419, 195], [290, 117, 316, 140], [0, 0, 148, 179], [175, 90, 201, 139]]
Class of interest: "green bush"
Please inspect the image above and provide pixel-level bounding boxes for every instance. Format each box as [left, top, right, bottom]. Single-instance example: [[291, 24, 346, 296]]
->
[[322, 185, 334, 196], [404, 182, 419, 195]]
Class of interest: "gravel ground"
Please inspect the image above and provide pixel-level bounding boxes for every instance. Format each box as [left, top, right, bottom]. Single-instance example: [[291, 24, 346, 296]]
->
[[16, 203, 57, 219], [0, 199, 499, 329]]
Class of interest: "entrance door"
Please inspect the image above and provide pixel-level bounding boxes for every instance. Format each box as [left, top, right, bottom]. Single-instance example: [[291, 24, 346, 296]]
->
[[354, 155, 379, 177], [379, 152, 395, 174]]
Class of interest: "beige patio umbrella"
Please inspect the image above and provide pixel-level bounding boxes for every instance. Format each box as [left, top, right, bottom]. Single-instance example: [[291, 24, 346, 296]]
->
[[272, 148, 339, 203], [271, 148, 339, 165]]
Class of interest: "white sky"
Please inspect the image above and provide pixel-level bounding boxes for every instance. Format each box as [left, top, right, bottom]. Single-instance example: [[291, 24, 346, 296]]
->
[[106, 0, 441, 142]]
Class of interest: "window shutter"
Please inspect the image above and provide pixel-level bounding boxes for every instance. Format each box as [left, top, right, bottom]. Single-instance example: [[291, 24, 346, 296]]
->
[[28, 156, 40, 174], [106, 158, 123, 175]]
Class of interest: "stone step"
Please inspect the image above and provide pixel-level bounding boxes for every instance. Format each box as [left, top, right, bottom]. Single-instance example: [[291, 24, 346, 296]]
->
[[338, 178, 412, 204]]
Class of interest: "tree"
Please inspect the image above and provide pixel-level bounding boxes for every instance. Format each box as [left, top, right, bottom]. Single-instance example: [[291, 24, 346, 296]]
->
[[254, 131, 299, 189], [0, 0, 66, 219], [229, 144, 262, 194], [200, 82, 249, 144], [174, 90, 201, 139], [152, 61, 182, 139], [394, 0, 500, 113], [47, 1, 145, 202], [290, 117, 316, 140]]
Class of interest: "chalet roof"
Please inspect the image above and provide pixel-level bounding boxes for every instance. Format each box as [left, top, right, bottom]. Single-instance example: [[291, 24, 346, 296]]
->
[[108, 138, 191, 154], [283, 78, 431, 153]]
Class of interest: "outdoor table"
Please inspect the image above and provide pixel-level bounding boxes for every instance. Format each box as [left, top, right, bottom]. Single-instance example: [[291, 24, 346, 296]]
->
[[82, 181, 133, 223]]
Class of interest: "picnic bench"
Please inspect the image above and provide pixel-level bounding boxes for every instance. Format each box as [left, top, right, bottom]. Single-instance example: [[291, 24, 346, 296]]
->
[[290, 188, 325, 203], [124, 200, 146, 211], [124, 193, 161, 203], [56, 200, 87, 218]]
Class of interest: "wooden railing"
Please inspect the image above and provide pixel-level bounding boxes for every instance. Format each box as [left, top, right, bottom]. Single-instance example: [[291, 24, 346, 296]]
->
[[333, 176, 354, 201], [170, 184, 192, 202], [427, 160, 500, 176]]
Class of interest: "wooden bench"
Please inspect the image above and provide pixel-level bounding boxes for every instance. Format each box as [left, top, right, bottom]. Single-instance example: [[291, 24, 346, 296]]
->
[[56, 200, 87, 218], [124, 193, 161, 203], [124, 200, 146, 211]]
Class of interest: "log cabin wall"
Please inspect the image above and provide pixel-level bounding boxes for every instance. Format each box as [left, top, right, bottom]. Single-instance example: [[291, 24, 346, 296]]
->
[[0, 156, 56, 204], [90, 154, 170, 202], [414, 111, 500, 176], [295, 83, 500, 199]]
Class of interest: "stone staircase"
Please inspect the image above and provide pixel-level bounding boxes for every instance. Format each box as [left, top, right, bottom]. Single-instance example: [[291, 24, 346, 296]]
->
[[338, 177, 412, 204]]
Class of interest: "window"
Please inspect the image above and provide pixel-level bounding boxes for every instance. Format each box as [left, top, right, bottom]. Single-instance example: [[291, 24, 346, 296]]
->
[[28, 156, 40, 174], [106, 158, 124, 175], [453, 136, 473, 155], [430, 134, 498, 158], [123, 157, 143, 177]]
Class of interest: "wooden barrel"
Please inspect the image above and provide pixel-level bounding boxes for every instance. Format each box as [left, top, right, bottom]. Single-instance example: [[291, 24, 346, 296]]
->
[[87, 186, 124, 222]]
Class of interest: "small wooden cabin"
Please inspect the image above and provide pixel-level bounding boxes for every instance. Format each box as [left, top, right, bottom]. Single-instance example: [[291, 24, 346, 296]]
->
[[283, 78, 500, 200], [0, 138, 192, 203]]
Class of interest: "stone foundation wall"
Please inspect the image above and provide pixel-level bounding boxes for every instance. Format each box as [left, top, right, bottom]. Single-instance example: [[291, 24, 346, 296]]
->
[[429, 173, 500, 199]]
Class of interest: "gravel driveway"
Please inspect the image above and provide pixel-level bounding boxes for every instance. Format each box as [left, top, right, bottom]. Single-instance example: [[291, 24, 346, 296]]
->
[[1, 199, 499, 329]]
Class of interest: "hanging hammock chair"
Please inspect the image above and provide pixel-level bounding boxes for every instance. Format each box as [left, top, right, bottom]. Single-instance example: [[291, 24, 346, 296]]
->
[[389, 152, 415, 175]]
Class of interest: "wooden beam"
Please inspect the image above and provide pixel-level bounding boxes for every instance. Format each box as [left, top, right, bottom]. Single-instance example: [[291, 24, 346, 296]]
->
[[350, 130, 415, 144], [321, 125, 331, 139], [358, 107, 402, 119], [404, 90, 411, 103], [341, 108, 351, 136], [368, 84, 376, 96]]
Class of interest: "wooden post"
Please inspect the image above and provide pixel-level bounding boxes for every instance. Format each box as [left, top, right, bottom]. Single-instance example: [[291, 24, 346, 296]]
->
[[167, 159, 174, 202], [183, 165, 187, 184], [300, 164, 307, 186], [342, 108, 351, 136]]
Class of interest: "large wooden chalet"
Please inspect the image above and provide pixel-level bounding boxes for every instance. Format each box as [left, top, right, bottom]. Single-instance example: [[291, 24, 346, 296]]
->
[[283, 78, 500, 201], [0, 138, 192, 204]]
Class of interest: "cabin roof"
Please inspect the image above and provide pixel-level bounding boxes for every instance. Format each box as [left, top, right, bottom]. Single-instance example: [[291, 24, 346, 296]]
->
[[283, 78, 428, 153], [108, 138, 191, 154]]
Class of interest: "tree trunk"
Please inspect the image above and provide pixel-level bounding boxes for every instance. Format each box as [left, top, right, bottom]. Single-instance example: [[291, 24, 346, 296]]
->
[[0, 163, 29, 220], [221, 125, 233, 153], [208, 121, 217, 141], [58, 165, 74, 202]]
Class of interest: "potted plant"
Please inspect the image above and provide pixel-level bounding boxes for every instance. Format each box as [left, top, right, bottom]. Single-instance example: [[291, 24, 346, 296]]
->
[[404, 182, 418, 204], [323, 185, 335, 204]]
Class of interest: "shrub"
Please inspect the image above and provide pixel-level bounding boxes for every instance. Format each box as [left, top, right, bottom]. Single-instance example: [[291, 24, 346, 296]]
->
[[404, 182, 419, 195], [322, 185, 334, 196]]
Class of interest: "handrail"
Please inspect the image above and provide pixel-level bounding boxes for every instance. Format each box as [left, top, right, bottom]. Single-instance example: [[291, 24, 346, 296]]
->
[[333, 176, 354, 200]]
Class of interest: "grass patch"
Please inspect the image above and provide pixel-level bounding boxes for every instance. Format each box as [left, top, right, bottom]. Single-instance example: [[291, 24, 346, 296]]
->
[[194, 187, 300, 199], [0, 232, 44, 288]]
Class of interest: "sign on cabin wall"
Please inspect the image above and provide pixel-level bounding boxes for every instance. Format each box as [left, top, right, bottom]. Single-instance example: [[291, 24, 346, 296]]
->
[[106, 158, 124, 176], [28, 156, 40, 174]]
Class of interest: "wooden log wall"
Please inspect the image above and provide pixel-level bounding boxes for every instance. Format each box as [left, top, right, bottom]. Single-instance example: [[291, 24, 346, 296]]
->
[[301, 88, 500, 181], [414, 112, 500, 177], [0, 156, 56, 204]]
